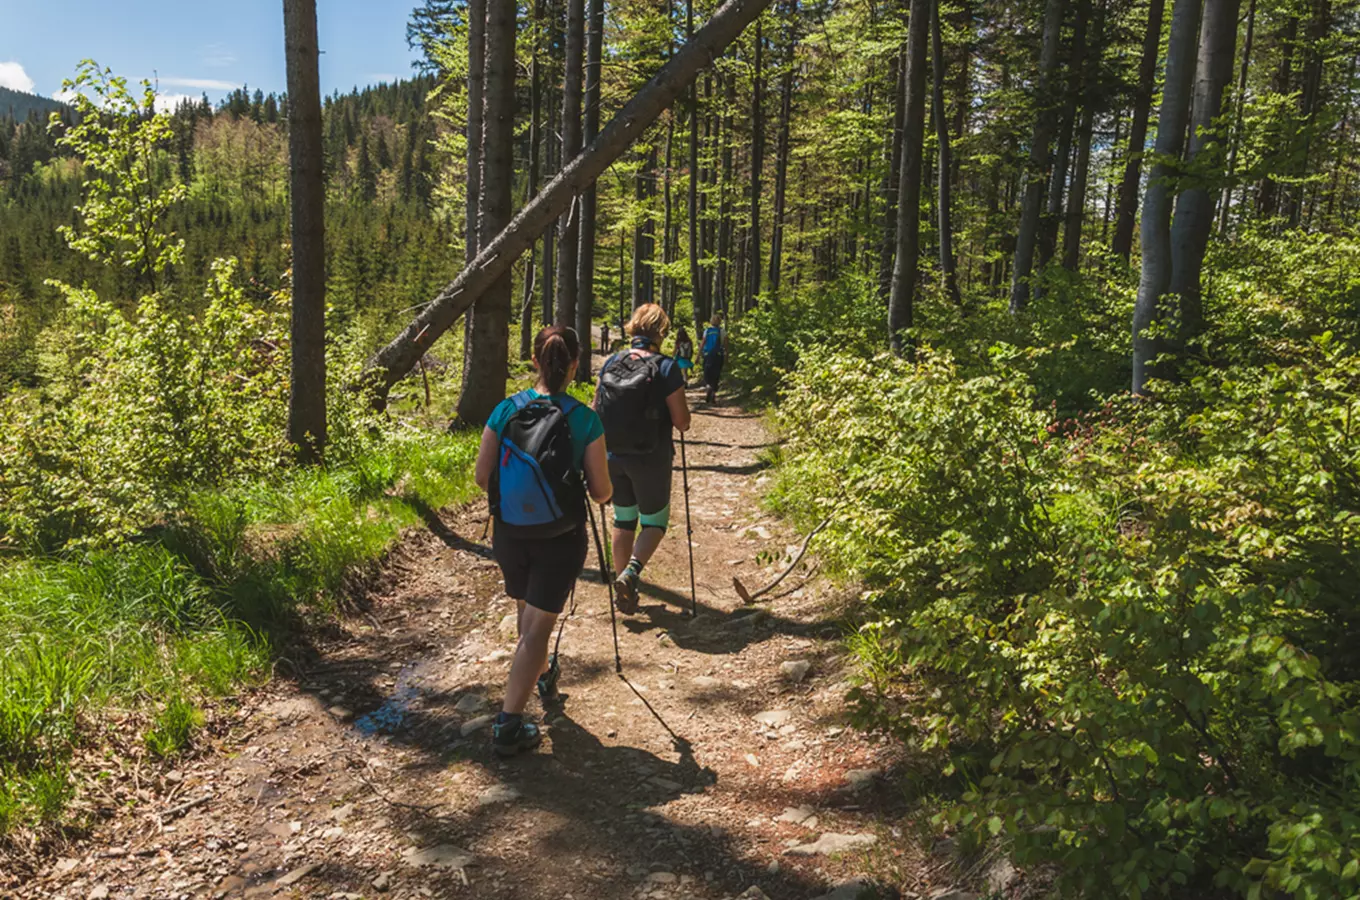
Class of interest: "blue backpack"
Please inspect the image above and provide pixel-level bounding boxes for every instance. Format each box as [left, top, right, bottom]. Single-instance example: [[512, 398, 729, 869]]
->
[[702, 326, 723, 357], [490, 392, 585, 538]]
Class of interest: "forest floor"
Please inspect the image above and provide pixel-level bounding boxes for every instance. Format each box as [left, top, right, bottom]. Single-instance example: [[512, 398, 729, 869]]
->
[[6, 374, 1015, 900]]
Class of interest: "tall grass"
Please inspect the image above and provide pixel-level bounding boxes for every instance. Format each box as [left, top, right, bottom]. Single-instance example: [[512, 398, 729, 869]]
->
[[0, 428, 479, 835]]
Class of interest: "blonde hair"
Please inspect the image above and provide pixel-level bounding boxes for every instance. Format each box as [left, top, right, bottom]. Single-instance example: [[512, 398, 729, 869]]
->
[[710, 311, 725, 326], [626, 303, 670, 344]]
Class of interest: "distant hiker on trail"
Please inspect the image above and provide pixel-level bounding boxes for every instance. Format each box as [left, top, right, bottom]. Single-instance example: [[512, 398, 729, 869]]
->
[[595, 303, 691, 614], [701, 311, 727, 404], [673, 326, 695, 383], [475, 325, 613, 756]]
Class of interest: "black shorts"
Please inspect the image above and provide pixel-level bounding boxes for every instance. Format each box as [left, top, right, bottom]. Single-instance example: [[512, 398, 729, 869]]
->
[[609, 450, 674, 521], [703, 352, 725, 388], [492, 523, 588, 614]]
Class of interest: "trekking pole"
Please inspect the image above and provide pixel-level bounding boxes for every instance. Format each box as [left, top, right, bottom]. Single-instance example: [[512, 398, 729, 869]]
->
[[679, 431, 699, 618], [586, 500, 623, 674]]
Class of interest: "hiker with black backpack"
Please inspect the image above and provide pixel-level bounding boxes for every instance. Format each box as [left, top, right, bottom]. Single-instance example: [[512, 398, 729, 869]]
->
[[475, 326, 613, 756], [595, 303, 691, 613], [700, 311, 727, 404]]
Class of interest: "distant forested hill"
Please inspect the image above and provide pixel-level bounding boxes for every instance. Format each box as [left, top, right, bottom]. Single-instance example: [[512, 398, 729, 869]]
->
[[0, 86, 68, 122]]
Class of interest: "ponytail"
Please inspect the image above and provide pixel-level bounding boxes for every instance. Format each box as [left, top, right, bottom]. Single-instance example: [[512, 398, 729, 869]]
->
[[533, 325, 580, 394]]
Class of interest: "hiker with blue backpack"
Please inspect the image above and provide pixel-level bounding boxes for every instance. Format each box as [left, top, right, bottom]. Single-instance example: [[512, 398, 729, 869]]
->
[[475, 325, 613, 756], [595, 304, 691, 613], [700, 311, 727, 404]]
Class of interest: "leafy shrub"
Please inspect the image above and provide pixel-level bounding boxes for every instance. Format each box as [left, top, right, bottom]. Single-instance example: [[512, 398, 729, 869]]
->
[[772, 343, 1360, 898]]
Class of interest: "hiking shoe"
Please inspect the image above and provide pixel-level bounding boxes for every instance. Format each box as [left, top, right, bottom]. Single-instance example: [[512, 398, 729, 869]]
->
[[705, 387, 716, 404], [537, 654, 561, 704], [614, 570, 640, 615], [492, 717, 542, 757]]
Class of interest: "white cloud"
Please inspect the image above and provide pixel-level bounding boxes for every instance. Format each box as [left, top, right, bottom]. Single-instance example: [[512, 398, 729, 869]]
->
[[0, 61, 36, 94], [159, 77, 240, 91]]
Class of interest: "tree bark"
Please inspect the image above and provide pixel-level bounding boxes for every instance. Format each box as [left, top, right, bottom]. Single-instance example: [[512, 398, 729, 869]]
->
[[1218, 0, 1255, 233], [930, 0, 961, 306], [888, 0, 930, 355], [767, 11, 794, 297], [365, 0, 775, 404], [460, 0, 486, 391], [1112, 0, 1167, 259], [748, 17, 764, 307], [1169, 0, 1240, 345], [1062, 0, 1104, 270], [879, 47, 906, 304], [455, 0, 515, 427], [1041, 0, 1087, 269], [283, 0, 326, 462], [521, 0, 544, 360], [1257, 17, 1296, 219], [576, 0, 603, 379], [716, 69, 735, 314], [1009, 0, 1067, 313], [687, 0, 705, 333], [555, 0, 584, 327], [1131, 0, 1202, 394]]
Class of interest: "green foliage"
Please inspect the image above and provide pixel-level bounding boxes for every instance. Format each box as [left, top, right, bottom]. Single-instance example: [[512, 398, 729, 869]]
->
[[144, 696, 204, 758], [772, 334, 1360, 896]]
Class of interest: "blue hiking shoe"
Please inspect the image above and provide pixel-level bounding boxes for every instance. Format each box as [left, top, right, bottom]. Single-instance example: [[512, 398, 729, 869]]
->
[[492, 715, 542, 757]]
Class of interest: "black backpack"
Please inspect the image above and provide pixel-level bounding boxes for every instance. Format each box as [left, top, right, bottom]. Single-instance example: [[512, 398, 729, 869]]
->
[[489, 392, 586, 538], [597, 351, 665, 455]]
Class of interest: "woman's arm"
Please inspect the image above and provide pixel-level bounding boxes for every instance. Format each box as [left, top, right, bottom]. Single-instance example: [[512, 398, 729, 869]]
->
[[583, 435, 613, 504], [474, 426, 499, 492], [666, 385, 691, 433]]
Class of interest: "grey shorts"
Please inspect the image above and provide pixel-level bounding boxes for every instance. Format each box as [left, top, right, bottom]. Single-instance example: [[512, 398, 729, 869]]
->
[[609, 450, 674, 529]]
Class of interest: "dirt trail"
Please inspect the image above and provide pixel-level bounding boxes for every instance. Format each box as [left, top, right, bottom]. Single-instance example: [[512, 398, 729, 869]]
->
[[12, 389, 926, 900]]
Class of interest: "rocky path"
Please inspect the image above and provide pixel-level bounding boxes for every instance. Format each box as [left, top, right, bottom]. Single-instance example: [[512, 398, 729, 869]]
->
[[9, 391, 981, 900]]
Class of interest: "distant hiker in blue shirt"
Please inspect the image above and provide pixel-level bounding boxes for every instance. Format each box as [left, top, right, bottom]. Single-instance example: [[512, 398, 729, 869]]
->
[[701, 311, 727, 405], [475, 325, 613, 756], [594, 304, 691, 614]]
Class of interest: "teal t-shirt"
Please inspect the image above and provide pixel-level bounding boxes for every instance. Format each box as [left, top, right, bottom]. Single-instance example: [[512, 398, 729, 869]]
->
[[485, 390, 604, 468]]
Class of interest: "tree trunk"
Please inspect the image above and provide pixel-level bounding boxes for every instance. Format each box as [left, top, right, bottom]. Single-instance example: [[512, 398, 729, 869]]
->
[[748, 18, 764, 307], [1062, 0, 1104, 271], [888, 0, 930, 355], [879, 47, 906, 304], [1112, 0, 1167, 259], [687, 0, 704, 333], [1289, 0, 1331, 226], [662, 113, 676, 315], [1041, 0, 1087, 269], [465, 0, 485, 264], [1131, 0, 1201, 394], [555, 0, 584, 327], [1218, 0, 1255, 233], [930, 0, 961, 306], [283, 0, 326, 462], [1009, 0, 1067, 313], [1169, 0, 1240, 345], [1257, 17, 1296, 218], [576, 0, 603, 379], [716, 70, 735, 314], [455, 0, 516, 426], [366, 0, 775, 403], [521, 0, 544, 361], [767, 11, 794, 296]]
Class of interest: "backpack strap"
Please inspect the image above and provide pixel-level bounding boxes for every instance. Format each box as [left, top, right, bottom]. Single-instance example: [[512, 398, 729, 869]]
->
[[510, 389, 537, 411]]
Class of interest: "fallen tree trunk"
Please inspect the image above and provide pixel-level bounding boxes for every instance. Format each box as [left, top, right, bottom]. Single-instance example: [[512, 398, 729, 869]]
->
[[363, 0, 775, 406]]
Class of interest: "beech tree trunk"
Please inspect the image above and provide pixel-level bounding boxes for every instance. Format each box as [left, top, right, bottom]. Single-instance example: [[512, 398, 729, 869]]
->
[[455, 0, 515, 426], [521, 0, 544, 360], [930, 0, 961, 307], [576, 0, 603, 379], [1009, 0, 1066, 313], [1218, 0, 1255, 232], [555, 0, 584, 327], [1112, 0, 1167, 260], [283, 0, 326, 462], [748, 18, 764, 307], [1169, 0, 1241, 345], [887, 0, 930, 355], [879, 48, 906, 304], [1131, 0, 1201, 394]]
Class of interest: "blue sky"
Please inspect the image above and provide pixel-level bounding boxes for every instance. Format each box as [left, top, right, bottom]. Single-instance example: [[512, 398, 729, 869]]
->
[[0, 0, 421, 107]]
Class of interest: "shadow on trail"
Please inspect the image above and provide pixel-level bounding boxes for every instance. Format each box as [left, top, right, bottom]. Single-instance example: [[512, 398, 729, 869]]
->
[[679, 460, 772, 476], [407, 495, 496, 560]]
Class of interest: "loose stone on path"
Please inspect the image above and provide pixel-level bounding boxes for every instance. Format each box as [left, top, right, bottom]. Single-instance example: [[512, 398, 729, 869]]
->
[[401, 843, 474, 869], [784, 833, 879, 856]]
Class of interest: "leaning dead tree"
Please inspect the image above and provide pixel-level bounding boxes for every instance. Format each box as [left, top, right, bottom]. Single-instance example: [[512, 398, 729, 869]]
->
[[363, 0, 775, 407]]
